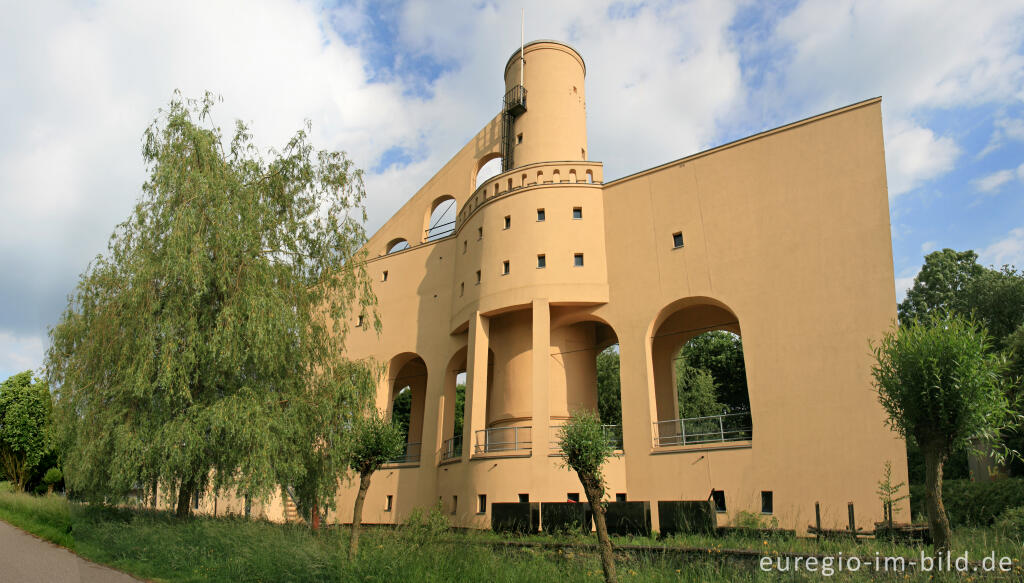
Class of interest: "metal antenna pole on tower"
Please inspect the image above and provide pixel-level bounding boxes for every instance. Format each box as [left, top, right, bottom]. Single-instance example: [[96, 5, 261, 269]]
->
[[520, 8, 524, 87]]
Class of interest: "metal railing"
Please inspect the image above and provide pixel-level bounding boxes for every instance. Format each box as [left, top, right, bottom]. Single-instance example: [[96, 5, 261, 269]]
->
[[385, 442, 421, 464], [440, 435, 463, 461], [548, 424, 623, 451], [653, 412, 752, 447], [474, 426, 532, 454], [502, 84, 527, 115]]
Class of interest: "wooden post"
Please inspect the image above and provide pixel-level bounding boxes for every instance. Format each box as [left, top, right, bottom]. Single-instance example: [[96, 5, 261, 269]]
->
[[815, 502, 821, 541], [847, 502, 856, 539]]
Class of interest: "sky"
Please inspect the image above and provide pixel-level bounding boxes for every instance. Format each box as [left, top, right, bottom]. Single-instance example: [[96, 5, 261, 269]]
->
[[1, 0, 1023, 380]]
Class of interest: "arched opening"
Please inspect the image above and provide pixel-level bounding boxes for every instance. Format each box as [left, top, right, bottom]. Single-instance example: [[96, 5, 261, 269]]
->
[[650, 300, 752, 447], [388, 355, 427, 464], [475, 155, 502, 190], [386, 238, 410, 254], [441, 348, 467, 461], [550, 316, 623, 450], [424, 196, 457, 242]]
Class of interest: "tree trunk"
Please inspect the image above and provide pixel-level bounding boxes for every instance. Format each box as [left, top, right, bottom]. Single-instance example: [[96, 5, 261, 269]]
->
[[923, 445, 952, 553], [580, 472, 618, 583], [311, 495, 320, 532], [1, 450, 27, 492], [348, 471, 372, 560], [175, 482, 194, 518]]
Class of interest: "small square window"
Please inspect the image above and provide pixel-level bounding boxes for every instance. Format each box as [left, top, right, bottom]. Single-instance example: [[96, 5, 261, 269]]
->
[[761, 491, 773, 514], [477, 494, 487, 514], [573, 253, 584, 267], [572, 207, 582, 219], [567, 493, 580, 502], [516, 133, 523, 145], [385, 495, 393, 512], [478, 227, 483, 240], [475, 270, 481, 284], [537, 208, 545, 222], [452, 495, 458, 515], [518, 493, 529, 503], [504, 215, 511, 229], [382, 270, 388, 282], [615, 493, 627, 502], [502, 260, 510, 275], [711, 490, 727, 513], [672, 232, 684, 249], [537, 254, 546, 269]]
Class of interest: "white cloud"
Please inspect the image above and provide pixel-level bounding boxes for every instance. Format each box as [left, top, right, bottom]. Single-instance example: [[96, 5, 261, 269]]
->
[[973, 169, 1016, 193], [0, 332, 46, 380], [883, 121, 961, 196], [979, 227, 1024, 268], [895, 272, 918, 303], [920, 241, 936, 254]]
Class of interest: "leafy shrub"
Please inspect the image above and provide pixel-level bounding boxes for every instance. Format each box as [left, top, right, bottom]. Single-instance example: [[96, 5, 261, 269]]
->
[[994, 506, 1024, 540], [733, 510, 778, 530], [909, 478, 1024, 526], [403, 501, 449, 545]]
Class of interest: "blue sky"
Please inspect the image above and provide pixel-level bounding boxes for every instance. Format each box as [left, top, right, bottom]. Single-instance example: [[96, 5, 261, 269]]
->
[[1, 0, 1023, 380]]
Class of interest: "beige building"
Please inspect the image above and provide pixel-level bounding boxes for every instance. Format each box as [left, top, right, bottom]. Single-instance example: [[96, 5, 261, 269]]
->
[[327, 40, 908, 533]]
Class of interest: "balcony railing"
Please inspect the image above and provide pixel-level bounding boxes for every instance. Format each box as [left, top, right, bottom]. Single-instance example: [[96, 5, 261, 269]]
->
[[549, 424, 623, 451], [653, 412, 752, 447], [440, 435, 463, 462], [385, 442, 421, 465], [474, 426, 532, 454]]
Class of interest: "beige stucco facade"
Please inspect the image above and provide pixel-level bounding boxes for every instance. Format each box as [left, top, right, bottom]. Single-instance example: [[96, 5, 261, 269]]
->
[[320, 40, 909, 534]]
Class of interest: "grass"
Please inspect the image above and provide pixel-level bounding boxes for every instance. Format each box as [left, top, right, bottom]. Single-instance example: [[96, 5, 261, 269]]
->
[[0, 484, 1021, 582]]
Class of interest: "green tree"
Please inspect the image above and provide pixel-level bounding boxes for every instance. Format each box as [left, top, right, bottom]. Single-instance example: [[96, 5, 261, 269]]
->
[[391, 387, 412, 442], [596, 346, 621, 426], [679, 331, 749, 413], [347, 409, 405, 559], [46, 93, 377, 517], [0, 371, 52, 491], [898, 249, 985, 326], [871, 313, 1018, 552], [674, 362, 724, 419], [287, 359, 378, 531], [453, 383, 465, 438], [557, 410, 618, 583]]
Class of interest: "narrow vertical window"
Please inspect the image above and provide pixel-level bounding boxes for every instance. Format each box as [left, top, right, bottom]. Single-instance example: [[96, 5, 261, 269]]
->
[[761, 491, 773, 514], [537, 208, 545, 222], [516, 133, 523, 144], [357, 315, 364, 328], [475, 270, 481, 284], [537, 254, 546, 269], [572, 207, 582, 219], [382, 270, 388, 282], [504, 215, 511, 229], [573, 253, 584, 267], [477, 494, 487, 514], [460, 282, 464, 297], [477, 227, 483, 240], [452, 495, 458, 515], [673, 232, 684, 248], [502, 260, 510, 275], [463, 240, 467, 254], [385, 495, 393, 512]]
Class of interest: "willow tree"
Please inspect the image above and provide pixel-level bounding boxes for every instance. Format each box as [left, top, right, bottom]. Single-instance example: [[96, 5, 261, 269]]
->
[[871, 313, 1017, 552], [46, 93, 377, 517]]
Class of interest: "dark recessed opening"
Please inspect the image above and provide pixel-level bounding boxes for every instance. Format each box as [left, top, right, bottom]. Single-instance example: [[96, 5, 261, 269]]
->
[[537, 254, 546, 269], [537, 208, 545, 222], [761, 491, 773, 514], [477, 494, 487, 514], [572, 207, 582, 219], [567, 493, 580, 502], [711, 490, 727, 513], [673, 231, 684, 248], [573, 253, 584, 267]]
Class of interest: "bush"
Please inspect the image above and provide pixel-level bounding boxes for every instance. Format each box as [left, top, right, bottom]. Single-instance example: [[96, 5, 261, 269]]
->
[[909, 478, 1024, 526], [404, 501, 450, 545], [994, 506, 1024, 541]]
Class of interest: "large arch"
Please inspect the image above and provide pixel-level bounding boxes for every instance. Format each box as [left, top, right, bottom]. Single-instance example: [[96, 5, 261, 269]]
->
[[423, 195, 457, 242], [549, 308, 623, 450], [474, 154, 502, 190], [440, 346, 467, 461], [648, 297, 752, 448], [386, 353, 428, 464]]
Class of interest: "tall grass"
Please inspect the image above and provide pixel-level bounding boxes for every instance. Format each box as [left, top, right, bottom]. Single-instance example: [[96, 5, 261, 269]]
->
[[0, 485, 1019, 582]]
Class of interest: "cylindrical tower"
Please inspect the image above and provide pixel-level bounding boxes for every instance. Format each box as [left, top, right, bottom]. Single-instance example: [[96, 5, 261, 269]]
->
[[504, 41, 588, 168]]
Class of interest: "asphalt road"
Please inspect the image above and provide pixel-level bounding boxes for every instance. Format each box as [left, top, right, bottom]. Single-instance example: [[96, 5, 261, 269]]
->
[[0, 519, 144, 583]]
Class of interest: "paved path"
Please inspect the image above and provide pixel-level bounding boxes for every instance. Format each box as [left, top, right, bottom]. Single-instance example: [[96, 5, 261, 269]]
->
[[0, 519, 144, 583]]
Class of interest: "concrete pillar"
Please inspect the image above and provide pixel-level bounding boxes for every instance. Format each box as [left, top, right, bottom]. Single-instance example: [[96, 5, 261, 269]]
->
[[531, 299, 551, 458], [619, 328, 655, 455], [419, 360, 446, 464], [463, 311, 490, 459]]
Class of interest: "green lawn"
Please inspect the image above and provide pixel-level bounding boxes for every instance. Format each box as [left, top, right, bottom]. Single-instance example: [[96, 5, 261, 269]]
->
[[0, 485, 1020, 582]]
